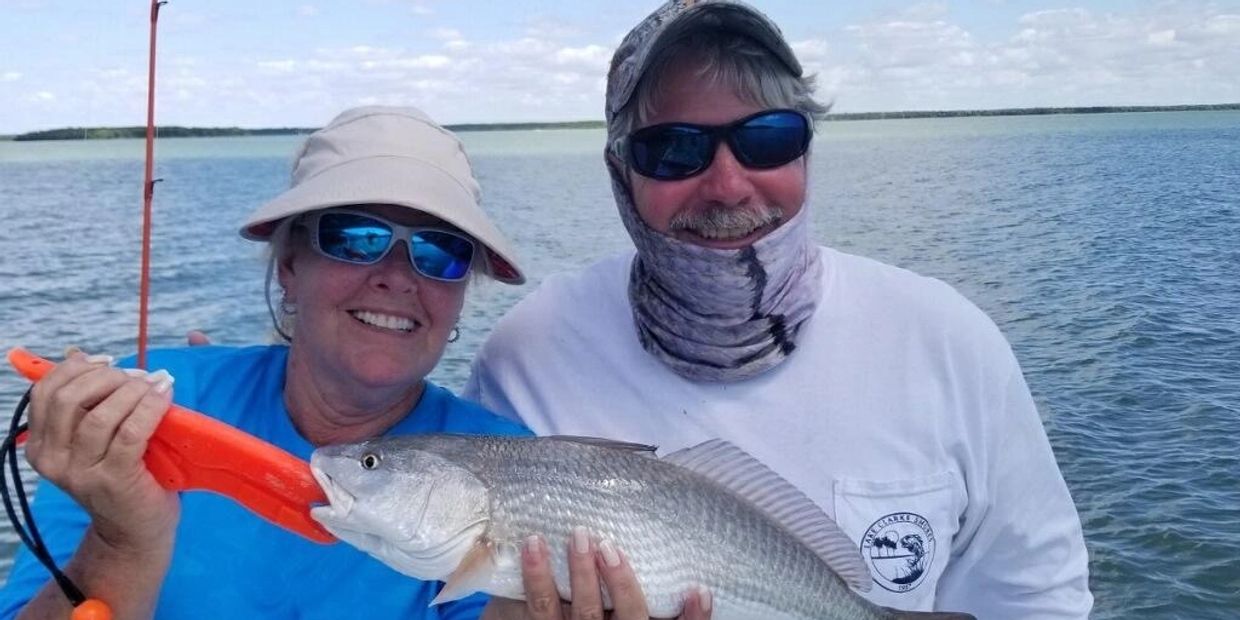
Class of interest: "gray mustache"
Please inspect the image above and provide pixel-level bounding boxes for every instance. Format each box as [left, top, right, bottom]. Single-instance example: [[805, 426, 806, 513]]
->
[[669, 205, 784, 238]]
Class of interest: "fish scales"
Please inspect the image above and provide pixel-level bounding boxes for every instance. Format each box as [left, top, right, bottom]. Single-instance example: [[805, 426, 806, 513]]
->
[[474, 438, 859, 618], [310, 435, 973, 620]]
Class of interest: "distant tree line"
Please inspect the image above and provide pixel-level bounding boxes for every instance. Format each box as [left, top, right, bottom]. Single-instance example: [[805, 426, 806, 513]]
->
[[12, 126, 316, 141], [824, 103, 1240, 121], [444, 120, 605, 132], [9, 103, 1239, 141]]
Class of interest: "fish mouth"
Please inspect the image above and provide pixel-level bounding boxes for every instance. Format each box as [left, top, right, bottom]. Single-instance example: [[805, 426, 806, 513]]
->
[[310, 466, 356, 517], [308, 468, 399, 553]]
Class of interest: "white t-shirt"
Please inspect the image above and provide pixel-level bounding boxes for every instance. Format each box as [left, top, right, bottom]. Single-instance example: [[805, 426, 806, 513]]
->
[[464, 248, 1092, 618]]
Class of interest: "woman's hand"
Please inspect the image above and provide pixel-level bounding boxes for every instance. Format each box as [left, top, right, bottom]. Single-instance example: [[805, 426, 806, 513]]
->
[[25, 350, 180, 553], [482, 528, 712, 620], [15, 351, 182, 619]]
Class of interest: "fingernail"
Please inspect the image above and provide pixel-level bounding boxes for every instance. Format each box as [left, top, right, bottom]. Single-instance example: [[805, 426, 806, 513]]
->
[[84, 354, 114, 365], [154, 379, 172, 394], [598, 538, 621, 568], [572, 526, 590, 555], [146, 369, 175, 385], [524, 535, 545, 559], [699, 586, 712, 613], [124, 368, 150, 378]]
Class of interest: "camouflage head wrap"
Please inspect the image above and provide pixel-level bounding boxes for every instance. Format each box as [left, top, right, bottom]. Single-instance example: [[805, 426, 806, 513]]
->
[[605, 0, 801, 130], [604, 0, 823, 383]]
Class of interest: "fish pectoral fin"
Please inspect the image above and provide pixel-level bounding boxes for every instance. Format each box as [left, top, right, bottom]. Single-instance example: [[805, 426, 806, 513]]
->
[[431, 540, 495, 606]]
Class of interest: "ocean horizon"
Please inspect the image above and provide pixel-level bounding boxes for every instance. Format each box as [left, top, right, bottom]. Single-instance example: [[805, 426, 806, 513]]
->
[[6, 102, 1240, 141], [1, 111, 1237, 618]]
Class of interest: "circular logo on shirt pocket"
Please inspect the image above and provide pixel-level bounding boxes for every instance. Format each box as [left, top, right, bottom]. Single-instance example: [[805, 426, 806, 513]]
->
[[860, 512, 936, 593]]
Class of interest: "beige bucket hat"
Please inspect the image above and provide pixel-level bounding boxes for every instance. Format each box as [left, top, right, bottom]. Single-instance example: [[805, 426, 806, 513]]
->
[[240, 105, 525, 284]]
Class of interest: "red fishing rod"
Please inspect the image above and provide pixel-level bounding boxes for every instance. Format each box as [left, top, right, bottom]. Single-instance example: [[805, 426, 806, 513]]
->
[[2, 3, 167, 619], [137, 0, 168, 370], [3, 5, 339, 618]]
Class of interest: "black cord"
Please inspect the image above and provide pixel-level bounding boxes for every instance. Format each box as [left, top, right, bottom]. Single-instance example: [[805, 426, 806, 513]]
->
[[2, 389, 87, 606]]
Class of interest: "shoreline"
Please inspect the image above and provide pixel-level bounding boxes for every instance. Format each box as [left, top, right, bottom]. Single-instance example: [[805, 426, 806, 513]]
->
[[4, 103, 1238, 141]]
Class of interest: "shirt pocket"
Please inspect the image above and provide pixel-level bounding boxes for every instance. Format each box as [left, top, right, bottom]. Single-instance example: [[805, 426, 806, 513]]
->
[[832, 472, 961, 612]]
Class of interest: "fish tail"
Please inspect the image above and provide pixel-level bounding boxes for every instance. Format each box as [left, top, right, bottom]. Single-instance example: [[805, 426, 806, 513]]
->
[[882, 609, 977, 620]]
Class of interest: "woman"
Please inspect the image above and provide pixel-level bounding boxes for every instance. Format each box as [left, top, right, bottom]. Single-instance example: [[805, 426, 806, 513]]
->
[[0, 106, 532, 619]]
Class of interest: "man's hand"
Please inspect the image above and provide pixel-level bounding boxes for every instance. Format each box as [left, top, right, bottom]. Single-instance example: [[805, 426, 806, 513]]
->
[[482, 528, 712, 620]]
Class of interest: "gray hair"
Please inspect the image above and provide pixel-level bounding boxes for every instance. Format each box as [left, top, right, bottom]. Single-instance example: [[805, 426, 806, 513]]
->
[[264, 217, 299, 342], [613, 29, 830, 141]]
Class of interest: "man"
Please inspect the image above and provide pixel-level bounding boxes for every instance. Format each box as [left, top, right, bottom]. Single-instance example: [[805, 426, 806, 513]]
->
[[466, 1, 1093, 618]]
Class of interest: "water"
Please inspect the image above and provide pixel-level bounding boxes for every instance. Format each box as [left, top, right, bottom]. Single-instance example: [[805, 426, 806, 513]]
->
[[1, 112, 1237, 617]]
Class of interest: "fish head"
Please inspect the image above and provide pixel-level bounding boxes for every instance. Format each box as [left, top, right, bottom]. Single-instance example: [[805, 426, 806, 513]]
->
[[310, 438, 490, 581]]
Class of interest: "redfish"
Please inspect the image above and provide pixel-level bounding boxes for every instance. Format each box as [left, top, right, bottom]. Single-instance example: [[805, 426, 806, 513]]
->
[[310, 435, 973, 620]]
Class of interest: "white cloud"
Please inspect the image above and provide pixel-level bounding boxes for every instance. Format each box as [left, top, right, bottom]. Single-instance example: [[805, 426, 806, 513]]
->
[[166, 71, 209, 89], [6, 1, 1237, 131], [394, 55, 453, 69], [3, 0, 53, 9], [847, 19, 976, 71], [901, 2, 949, 21], [257, 60, 298, 73], [552, 45, 611, 69], [493, 37, 558, 58], [791, 39, 840, 98], [163, 8, 209, 28], [827, 3, 1240, 111], [241, 32, 618, 122], [523, 17, 583, 39], [791, 39, 830, 62], [430, 28, 462, 41], [1147, 29, 1177, 46], [98, 68, 132, 80], [1203, 14, 1240, 34], [304, 59, 350, 73], [177, 3, 1240, 123], [1018, 8, 1092, 29]]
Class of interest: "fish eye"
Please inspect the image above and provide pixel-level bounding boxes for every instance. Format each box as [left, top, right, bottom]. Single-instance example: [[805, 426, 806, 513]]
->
[[360, 452, 381, 470]]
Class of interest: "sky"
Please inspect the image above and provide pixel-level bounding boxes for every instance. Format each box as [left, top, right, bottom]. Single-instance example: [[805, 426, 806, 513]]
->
[[2, 0, 1239, 134]]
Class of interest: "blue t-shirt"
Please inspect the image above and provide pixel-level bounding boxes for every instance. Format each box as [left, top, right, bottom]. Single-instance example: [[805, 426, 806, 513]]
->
[[0, 345, 531, 619]]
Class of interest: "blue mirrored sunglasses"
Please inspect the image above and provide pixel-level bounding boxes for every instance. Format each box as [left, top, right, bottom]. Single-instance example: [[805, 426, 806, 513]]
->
[[625, 109, 812, 181], [305, 209, 475, 282]]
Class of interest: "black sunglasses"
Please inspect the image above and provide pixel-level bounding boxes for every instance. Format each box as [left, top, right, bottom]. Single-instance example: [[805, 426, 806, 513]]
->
[[624, 109, 812, 181]]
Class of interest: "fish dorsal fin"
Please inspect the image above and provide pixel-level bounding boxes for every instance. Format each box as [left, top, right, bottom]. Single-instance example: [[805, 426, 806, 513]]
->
[[663, 439, 873, 592], [547, 435, 659, 454]]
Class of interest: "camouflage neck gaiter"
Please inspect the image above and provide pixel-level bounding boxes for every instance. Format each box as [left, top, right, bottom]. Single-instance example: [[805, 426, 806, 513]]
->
[[608, 159, 823, 383]]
